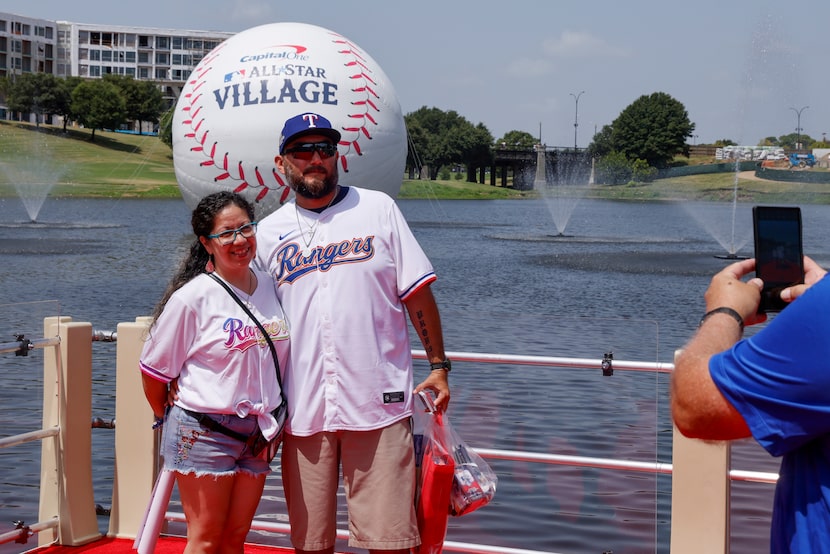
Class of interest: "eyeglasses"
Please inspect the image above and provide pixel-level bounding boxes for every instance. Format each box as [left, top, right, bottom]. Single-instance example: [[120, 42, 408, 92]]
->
[[207, 222, 258, 245], [283, 141, 338, 160]]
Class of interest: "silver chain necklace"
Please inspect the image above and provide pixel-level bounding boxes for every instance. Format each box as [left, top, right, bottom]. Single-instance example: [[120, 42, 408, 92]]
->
[[216, 269, 255, 309], [243, 269, 255, 309], [295, 187, 338, 256]]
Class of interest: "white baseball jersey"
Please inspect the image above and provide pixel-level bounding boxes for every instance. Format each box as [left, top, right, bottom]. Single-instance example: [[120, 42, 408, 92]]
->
[[140, 270, 289, 439], [255, 186, 435, 436]]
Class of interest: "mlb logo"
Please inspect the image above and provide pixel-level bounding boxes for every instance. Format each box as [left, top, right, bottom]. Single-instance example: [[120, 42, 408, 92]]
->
[[223, 70, 246, 83]]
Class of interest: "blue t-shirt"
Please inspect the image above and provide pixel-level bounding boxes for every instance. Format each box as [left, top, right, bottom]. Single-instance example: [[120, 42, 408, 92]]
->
[[710, 274, 830, 553]]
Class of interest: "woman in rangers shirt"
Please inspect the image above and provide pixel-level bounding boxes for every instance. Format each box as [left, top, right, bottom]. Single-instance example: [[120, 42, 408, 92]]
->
[[140, 191, 289, 553]]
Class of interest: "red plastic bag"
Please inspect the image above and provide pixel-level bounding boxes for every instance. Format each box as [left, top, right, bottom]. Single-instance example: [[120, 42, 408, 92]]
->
[[413, 393, 498, 554], [413, 409, 455, 554]]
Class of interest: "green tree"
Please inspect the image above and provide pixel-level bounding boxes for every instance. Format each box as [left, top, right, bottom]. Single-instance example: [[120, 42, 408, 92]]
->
[[4, 74, 38, 120], [465, 123, 494, 182], [440, 119, 473, 175], [54, 76, 82, 131], [404, 106, 492, 180], [5, 72, 60, 127], [158, 106, 174, 149], [104, 75, 165, 134], [405, 106, 446, 178], [71, 79, 127, 141], [611, 92, 694, 168], [134, 80, 166, 133], [587, 124, 614, 158], [777, 132, 815, 150], [595, 151, 632, 185], [631, 158, 657, 182], [496, 130, 536, 149], [405, 120, 428, 178]]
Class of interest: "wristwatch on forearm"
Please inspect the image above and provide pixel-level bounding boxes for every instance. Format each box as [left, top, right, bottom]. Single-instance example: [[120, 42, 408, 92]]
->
[[429, 358, 452, 372]]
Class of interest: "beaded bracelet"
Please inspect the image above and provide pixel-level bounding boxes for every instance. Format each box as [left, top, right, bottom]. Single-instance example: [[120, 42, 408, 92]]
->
[[699, 307, 744, 331]]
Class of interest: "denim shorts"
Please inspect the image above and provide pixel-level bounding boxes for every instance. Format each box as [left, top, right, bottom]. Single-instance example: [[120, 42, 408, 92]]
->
[[160, 404, 271, 477]]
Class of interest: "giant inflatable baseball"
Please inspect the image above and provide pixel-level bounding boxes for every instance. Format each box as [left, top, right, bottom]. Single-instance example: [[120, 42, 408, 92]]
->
[[172, 22, 406, 216]]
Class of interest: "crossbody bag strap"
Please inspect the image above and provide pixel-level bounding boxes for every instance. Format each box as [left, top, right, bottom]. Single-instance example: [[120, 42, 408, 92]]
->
[[180, 407, 249, 442], [208, 272, 287, 402]]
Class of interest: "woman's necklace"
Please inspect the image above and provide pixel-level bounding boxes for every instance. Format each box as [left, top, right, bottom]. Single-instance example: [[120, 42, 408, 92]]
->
[[295, 187, 338, 256], [218, 269, 255, 309], [243, 269, 255, 309]]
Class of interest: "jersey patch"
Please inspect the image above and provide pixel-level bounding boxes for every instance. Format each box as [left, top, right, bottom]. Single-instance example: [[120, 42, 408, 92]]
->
[[383, 391, 405, 404]]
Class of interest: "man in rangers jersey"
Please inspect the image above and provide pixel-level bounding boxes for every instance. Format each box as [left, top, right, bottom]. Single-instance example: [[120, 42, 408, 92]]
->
[[255, 112, 451, 554]]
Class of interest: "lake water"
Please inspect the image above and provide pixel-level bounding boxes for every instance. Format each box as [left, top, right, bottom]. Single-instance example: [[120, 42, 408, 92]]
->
[[2, 193, 829, 553]]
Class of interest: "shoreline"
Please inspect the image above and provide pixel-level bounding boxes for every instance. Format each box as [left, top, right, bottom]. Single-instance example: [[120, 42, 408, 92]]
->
[[2, 121, 827, 204], [4, 175, 828, 206]]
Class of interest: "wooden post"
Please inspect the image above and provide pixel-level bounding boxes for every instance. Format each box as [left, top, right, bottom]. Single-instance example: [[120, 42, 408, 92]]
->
[[670, 426, 731, 553], [108, 317, 157, 539], [39, 317, 101, 546]]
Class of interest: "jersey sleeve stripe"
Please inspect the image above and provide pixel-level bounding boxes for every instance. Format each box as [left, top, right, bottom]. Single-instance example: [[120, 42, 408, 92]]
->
[[139, 361, 173, 383], [401, 272, 437, 301]]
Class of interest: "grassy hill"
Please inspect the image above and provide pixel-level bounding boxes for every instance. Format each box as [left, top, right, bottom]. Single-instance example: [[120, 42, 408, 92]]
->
[[0, 120, 180, 198], [1, 120, 826, 203]]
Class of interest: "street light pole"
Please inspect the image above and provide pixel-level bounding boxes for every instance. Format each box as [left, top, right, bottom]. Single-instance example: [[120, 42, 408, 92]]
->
[[789, 105, 809, 151], [570, 91, 585, 149]]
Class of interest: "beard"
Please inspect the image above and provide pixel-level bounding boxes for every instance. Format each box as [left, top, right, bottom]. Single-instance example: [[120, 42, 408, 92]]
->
[[284, 162, 339, 200]]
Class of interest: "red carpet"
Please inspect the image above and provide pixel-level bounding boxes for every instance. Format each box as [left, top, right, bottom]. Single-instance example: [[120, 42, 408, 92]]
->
[[29, 536, 293, 553]]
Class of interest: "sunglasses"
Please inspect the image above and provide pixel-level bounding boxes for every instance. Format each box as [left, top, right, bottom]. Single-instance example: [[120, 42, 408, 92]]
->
[[283, 141, 338, 160]]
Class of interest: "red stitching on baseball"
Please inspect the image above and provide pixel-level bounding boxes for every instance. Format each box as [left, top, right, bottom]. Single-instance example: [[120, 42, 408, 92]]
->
[[328, 31, 383, 168], [178, 41, 286, 203]]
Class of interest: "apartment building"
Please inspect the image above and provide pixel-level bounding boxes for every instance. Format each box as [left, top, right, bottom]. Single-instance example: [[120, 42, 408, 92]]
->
[[0, 13, 56, 80], [0, 11, 233, 121]]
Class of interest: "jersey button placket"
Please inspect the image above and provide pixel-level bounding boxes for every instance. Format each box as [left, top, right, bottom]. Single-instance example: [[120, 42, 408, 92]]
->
[[317, 254, 339, 425]]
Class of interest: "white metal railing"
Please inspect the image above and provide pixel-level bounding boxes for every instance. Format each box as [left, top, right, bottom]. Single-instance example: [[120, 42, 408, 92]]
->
[[414, 349, 776, 477], [0, 317, 101, 549], [0, 427, 60, 450], [0, 331, 62, 547], [0, 318, 780, 553], [0, 517, 59, 547], [413, 349, 675, 374], [0, 335, 60, 356]]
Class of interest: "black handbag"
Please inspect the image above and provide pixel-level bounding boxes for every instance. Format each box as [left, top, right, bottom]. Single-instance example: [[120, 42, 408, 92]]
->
[[207, 272, 288, 461]]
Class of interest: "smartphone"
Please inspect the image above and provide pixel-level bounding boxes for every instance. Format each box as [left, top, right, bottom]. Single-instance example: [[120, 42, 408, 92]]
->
[[753, 206, 804, 313], [417, 390, 437, 414]]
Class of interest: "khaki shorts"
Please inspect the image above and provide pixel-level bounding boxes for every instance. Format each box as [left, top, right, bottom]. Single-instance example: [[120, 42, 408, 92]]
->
[[281, 418, 419, 550]]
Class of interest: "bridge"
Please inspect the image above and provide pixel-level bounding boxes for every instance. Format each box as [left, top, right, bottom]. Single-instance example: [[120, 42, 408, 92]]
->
[[488, 146, 592, 189]]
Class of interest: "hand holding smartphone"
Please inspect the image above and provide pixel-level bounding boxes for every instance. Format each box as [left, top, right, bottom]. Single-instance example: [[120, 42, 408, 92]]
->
[[753, 206, 804, 313]]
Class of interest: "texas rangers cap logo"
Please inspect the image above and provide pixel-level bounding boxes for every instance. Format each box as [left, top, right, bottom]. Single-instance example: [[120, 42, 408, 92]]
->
[[278, 112, 342, 154]]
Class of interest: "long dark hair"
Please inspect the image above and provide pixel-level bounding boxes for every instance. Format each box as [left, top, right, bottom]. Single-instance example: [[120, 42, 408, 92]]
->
[[149, 191, 256, 324]]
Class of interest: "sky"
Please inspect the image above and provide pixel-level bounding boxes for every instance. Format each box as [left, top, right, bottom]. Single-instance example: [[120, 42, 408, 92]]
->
[[4, 0, 829, 148]]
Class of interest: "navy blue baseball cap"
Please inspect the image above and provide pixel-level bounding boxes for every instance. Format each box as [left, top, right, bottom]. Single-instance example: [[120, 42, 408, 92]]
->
[[278, 112, 342, 154]]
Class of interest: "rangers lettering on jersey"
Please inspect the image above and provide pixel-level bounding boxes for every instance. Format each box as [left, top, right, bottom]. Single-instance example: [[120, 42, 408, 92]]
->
[[222, 317, 287, 353], [275, 236, 375, 284]]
